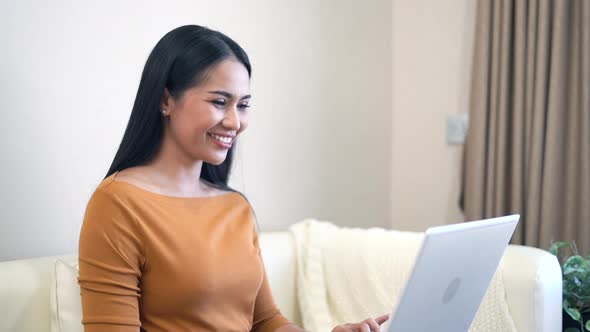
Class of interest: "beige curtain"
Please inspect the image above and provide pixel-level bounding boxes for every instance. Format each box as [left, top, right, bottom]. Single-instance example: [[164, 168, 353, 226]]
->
[[462, 0, 590, 253]]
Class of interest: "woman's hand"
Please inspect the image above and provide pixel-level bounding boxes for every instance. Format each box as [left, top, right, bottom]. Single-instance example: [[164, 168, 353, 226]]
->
[[331, 313, 391, 332]]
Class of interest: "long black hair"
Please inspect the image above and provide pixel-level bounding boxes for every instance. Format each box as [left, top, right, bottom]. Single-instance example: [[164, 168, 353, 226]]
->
[[105, 25, 251, 193]]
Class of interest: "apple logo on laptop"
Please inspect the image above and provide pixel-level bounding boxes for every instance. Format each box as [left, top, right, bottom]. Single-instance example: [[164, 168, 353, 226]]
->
[[442, 277, 461, 304]]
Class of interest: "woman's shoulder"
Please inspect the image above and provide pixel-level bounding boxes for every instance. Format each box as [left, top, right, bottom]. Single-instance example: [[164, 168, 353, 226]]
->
[[84, 168, 154, 214], [86, 174, 133, 210]]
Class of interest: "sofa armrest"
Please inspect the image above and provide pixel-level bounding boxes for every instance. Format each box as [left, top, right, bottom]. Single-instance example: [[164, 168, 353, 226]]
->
[[501, 245, 562, 332]]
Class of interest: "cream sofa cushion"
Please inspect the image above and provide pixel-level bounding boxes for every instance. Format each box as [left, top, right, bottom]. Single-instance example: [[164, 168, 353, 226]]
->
[[49, 259, 83, 332]]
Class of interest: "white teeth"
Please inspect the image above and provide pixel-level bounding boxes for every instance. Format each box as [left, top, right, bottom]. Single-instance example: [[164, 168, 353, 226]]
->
[[211, 134, 232, 144]]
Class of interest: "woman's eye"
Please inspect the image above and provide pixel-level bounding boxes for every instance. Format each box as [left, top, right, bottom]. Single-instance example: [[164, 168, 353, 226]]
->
[[211, 99, 250, 110], [211, 100, 226, 107]]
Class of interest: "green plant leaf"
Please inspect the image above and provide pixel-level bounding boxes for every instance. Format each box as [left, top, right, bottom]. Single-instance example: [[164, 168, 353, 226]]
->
[[565, 255, 587, 267], [556, 241, 590, 316], [565, 327, 581, 332], [550, 241, 573, 255], [585, 319, 590, 331], [566, 307, 583, 322]]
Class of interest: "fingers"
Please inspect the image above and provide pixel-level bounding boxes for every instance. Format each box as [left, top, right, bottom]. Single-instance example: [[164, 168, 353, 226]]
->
[[332, 313, 392, 332], [357, 322, 371, 332], [362, 318, 382, 332], [375, 313, 391, 325]]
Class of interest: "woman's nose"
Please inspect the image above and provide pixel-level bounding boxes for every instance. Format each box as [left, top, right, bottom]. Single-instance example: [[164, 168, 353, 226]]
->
[[222, 107, 240, 131]]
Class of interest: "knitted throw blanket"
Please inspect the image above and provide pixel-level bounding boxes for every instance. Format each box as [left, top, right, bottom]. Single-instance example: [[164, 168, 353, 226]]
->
[[289, 220, 517, 332]]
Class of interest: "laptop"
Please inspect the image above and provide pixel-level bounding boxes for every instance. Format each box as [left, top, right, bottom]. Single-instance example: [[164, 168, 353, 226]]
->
[[386, 215, 519, 332]]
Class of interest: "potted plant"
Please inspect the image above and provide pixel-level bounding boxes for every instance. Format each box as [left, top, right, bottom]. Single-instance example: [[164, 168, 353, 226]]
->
[[549, 241, 590, 332]]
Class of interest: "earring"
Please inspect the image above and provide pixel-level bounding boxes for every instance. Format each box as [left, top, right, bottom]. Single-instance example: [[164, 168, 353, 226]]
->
[[161, 109, 167, 115]]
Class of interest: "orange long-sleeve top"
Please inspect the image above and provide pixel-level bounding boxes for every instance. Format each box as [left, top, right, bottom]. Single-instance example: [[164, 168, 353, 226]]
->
[[78, 173, 290, 332]]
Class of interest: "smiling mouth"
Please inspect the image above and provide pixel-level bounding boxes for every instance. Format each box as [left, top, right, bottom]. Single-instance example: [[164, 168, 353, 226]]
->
[[208, 133, 234, 143], [208, 133, 234, 148]]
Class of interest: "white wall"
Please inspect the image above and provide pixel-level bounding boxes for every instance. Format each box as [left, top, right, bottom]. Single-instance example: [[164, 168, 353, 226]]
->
[[391, 0, 476, 231], [0, 0, 393, 261], [234, 0, 393, 231]]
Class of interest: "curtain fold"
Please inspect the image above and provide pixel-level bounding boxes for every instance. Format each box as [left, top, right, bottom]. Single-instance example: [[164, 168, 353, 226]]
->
[[462, 0, 590, 253]]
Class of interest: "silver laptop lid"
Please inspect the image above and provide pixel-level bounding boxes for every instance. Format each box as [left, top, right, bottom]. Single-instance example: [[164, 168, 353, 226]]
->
[[386, 215, 519, 332]]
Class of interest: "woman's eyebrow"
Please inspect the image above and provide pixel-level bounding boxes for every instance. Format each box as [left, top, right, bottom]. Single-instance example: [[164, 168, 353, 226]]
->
[[207, 90, 251, 100]]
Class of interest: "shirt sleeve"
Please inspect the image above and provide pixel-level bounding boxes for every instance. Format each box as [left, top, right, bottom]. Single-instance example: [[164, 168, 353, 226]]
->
[[78, 188, 144, 332], [250, 225, 292, 332]]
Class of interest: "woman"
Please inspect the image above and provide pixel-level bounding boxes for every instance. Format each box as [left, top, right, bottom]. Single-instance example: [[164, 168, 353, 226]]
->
[[78, 25, 390, 332]]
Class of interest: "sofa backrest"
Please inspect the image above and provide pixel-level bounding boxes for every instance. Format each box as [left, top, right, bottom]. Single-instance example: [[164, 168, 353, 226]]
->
[[1, 254, 68, 331], [0, 232, 300, 331]]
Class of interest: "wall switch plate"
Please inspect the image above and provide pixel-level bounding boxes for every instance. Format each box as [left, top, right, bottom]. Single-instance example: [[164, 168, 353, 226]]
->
[[447, 113, 469, 145]]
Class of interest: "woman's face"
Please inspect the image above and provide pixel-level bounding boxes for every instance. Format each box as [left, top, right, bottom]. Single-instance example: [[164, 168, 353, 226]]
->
[[162, 58, 251, 166]]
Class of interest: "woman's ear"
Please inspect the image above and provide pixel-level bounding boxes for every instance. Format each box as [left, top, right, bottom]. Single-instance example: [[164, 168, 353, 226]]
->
[[161, 88, 174, 113]]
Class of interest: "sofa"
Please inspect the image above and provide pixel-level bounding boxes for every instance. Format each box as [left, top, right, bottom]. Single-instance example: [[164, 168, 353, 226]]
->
[[0, 232, 562, 332]]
